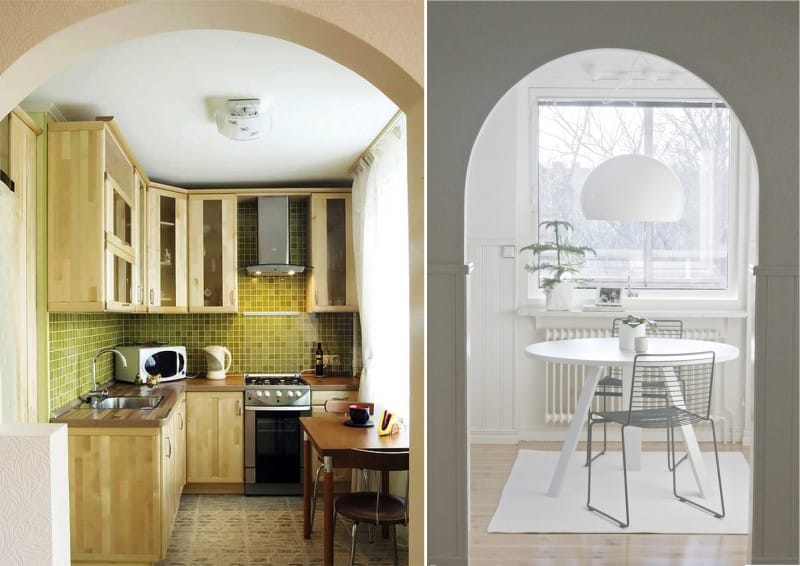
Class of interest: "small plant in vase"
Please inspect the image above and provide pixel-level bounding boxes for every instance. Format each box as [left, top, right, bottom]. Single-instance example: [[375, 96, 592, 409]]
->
[[619, 315, 657, 351], [521, 220, 596, 310]]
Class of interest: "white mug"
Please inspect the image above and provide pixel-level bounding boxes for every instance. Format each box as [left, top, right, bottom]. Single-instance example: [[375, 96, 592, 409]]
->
[[634, 336, 649, 353]]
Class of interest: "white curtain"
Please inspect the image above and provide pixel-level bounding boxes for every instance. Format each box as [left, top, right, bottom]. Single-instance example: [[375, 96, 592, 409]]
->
[[351, 115, 409, 424]]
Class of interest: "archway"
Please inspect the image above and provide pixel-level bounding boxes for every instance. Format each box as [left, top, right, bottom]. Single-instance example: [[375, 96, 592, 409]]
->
[[465, 47, 758, 558], [0, 2, 424, 563], [428, 3, 797, 565]]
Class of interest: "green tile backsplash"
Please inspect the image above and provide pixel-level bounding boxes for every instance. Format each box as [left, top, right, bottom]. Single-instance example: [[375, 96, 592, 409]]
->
[[48, 197, 358, 413], [48, 313, 126, 411]]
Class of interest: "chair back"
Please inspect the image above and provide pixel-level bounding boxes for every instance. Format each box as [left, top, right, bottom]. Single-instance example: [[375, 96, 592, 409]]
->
[[612, 318, 683, 338], [347, 449, 409, 472], [324, 399, 375, 415], [627, 351, 715, 427]]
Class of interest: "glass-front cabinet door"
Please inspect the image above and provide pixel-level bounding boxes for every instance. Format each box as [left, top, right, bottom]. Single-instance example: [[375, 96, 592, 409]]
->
[[147, 185, 188, 312], [104, 173, 137, 312], [188, 194, 238, 312], [308, 192, 357, 312]]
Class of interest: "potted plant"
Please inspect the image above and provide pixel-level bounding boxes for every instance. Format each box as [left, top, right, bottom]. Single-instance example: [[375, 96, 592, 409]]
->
[[521, 220, 596, 311], [618, 314, 657, 351]]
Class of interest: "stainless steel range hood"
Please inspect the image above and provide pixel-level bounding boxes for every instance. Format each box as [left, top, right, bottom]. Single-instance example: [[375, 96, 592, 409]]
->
[[245, 196, 306, 275]]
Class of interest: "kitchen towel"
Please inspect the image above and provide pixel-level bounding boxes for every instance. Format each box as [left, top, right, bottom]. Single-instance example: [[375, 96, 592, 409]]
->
[[488, 449, 749, 533]]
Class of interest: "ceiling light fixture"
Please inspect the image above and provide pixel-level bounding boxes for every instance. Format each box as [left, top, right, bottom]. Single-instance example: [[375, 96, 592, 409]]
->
[[580, 154, 684, 221], [216, 98, 269, 141]]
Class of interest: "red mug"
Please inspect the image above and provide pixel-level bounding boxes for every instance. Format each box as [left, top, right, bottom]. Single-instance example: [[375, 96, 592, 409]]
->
[[348, 404, 371, 425]]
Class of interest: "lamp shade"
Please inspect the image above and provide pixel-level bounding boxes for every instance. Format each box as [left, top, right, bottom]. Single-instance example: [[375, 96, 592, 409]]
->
[[580, 154, 684, 221]]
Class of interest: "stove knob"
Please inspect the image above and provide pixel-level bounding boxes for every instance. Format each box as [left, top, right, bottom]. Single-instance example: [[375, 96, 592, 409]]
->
[[295, 391, 304, 398], [256, 391, 263, 397], [287, 391, 294, 398], [264, 391, 271, 398], [275, 391, 282, 398]]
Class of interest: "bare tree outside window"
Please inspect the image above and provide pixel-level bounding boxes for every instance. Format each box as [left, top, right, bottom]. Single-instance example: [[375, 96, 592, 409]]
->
[[535, 99, 730, 290]]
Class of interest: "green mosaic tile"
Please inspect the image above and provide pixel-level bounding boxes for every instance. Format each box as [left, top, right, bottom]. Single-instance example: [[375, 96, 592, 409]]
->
[[48, 313, 126, 412]]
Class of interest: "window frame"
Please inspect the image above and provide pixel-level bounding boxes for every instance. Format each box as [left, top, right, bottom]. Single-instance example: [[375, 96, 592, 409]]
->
[[516, 85, 752, 311]]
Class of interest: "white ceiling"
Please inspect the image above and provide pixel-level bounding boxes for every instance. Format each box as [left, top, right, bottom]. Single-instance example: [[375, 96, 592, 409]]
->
[[23, 30, 398, 188]]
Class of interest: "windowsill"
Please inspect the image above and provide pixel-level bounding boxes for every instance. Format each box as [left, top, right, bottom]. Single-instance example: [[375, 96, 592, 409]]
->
[[517, 304, 748, 318]]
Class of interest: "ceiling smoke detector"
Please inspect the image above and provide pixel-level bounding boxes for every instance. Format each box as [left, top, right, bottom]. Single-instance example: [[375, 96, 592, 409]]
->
[[216, 98, 269, 141]]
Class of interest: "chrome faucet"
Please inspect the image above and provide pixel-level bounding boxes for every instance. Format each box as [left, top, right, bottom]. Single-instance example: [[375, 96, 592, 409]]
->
[[86, 348, 127, 408]]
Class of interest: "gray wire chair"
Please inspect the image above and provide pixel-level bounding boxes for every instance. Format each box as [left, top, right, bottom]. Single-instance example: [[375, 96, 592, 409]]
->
[[588, 318, 685, 469], [586, 351, 725, 528], [334, 449, 409, 566]]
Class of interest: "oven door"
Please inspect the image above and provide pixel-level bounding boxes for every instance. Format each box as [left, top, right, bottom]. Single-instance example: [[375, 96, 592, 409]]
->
[[244, 406, 310, 495]]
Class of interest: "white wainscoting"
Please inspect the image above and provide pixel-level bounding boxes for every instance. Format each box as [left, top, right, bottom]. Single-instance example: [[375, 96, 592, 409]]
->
[[468, 241, 752, 446]]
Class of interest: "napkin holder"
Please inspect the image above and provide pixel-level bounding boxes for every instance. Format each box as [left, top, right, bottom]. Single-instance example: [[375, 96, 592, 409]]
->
[[377, 409, 400, 436]]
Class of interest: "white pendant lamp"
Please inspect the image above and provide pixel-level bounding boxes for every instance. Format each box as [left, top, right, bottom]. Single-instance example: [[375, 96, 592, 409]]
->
[[580, 154, 684, 221]]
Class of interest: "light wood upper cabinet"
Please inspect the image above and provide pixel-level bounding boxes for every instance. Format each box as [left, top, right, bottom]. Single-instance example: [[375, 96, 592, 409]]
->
[[47, 120, 140, 312], [133, 168, 149, 312], [147, 183, 188, 312], [186, 391, 244, 484], [307, 192, 358, 312], [188, 194, 238, 312]]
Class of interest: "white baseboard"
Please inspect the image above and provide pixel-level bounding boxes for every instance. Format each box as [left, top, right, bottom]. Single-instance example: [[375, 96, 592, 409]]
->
[[470, 431, 519, 444]]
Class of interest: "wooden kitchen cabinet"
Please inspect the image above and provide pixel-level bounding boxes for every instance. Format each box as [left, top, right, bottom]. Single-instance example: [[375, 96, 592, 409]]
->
[[185, 391, 244, 490], [67, 394, 186, 564], [187, 194, 238, 312], [147, 182, 188, 312], [307, 192, 358, 312], [48, 119, 142, 312], [133, 168, 149, 312]]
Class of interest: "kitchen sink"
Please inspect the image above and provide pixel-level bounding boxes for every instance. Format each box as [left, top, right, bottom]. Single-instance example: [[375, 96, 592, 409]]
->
[[93, 396, 164, 410]]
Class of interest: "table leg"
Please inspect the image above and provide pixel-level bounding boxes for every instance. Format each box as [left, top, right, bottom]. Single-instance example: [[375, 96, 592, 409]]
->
[[323, 456, 334, 566], [621, 365, 642, 470], [547, 366, 602, 497], [303, 435, 311, 539], [381, 469, 390, 538], [661, 367, 711, 498]]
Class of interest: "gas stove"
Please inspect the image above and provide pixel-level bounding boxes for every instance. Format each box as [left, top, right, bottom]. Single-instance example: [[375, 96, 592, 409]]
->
[[243, 373, 311, 409]]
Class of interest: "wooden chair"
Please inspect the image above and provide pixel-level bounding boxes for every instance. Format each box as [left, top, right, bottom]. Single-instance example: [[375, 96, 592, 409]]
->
[[310, 399, 375, 532], [589, 318, 685, 468], [586, 351, 724, 528], [334, 449, 409, 566]]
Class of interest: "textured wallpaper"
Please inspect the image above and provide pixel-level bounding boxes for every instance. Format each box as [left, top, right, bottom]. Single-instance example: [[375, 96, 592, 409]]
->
[[0, 424, 70, 565]]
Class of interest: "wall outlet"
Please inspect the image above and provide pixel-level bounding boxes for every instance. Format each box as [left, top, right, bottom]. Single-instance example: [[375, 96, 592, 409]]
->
[[323, 354, 341, 366]]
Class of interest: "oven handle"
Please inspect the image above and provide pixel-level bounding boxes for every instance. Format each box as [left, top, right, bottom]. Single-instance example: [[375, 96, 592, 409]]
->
[[244, 405, 312, 412]]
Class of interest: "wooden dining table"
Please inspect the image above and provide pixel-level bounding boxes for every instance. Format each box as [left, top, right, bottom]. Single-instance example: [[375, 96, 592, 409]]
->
[[299, 413, 409, 566]]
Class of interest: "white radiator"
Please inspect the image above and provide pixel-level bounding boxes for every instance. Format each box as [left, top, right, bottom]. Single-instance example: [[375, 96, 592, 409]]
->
[[543, 327, 724, 424]]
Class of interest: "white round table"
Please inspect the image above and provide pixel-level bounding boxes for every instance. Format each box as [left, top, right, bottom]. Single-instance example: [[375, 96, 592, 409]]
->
[[524, 337, 739, 497]]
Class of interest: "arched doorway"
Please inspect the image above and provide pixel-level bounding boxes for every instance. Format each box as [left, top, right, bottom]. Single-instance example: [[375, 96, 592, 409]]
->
[[0, 2, 424, 563], [428, 3, 797, 565], [465, 47, 758, 559]]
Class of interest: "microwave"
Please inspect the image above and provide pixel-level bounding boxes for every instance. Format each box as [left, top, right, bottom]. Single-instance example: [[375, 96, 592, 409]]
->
[[114, 344, 187, 384]]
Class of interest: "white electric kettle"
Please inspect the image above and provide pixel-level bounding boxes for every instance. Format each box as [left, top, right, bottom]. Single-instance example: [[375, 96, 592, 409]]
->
[[203, 345, 232, 380]]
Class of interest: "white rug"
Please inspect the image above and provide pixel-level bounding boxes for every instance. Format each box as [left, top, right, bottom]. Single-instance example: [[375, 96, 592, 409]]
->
[[488, 450, 749, 533]]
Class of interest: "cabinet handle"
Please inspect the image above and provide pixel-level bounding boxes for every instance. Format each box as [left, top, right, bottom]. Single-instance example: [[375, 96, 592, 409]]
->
[[236, 400, 242, 416], [166, 437, 172, 458], [150, 289, 154, 304], [178, 412, 184, 431], [229, 290, 234, 304]]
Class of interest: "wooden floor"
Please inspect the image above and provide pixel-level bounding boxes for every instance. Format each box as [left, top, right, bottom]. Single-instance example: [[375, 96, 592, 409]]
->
[[470, 441, 750, 565]]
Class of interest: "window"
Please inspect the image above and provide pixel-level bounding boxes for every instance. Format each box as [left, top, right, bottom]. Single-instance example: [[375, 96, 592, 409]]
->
[[534, 97, 731, 290]]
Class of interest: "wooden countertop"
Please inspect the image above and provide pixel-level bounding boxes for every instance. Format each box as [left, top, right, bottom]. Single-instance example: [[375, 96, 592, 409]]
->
[[303, 375, 360, 391], [51, 373, 359, 427], [185, 374, 245, 391], [50, 381, 186, 428]]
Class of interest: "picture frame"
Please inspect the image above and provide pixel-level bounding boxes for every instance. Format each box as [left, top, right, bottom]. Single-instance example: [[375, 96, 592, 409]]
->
[[595, 286, 623, 306]]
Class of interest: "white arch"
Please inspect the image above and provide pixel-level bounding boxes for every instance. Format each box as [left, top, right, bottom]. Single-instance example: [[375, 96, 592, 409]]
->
[[0, 2, 424, 563]]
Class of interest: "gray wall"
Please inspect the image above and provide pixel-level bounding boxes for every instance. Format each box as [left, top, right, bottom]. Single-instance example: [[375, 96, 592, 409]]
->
[[427, 2, 798, 564]]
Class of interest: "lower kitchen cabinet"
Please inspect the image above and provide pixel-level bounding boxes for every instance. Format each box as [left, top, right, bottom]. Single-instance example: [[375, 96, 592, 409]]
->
[[67, 393, 185, 565], [185, 391, 244, 491]]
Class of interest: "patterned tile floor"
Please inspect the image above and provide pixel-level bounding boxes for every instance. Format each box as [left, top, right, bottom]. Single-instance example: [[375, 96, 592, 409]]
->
[[160, 494, 407, 565]]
